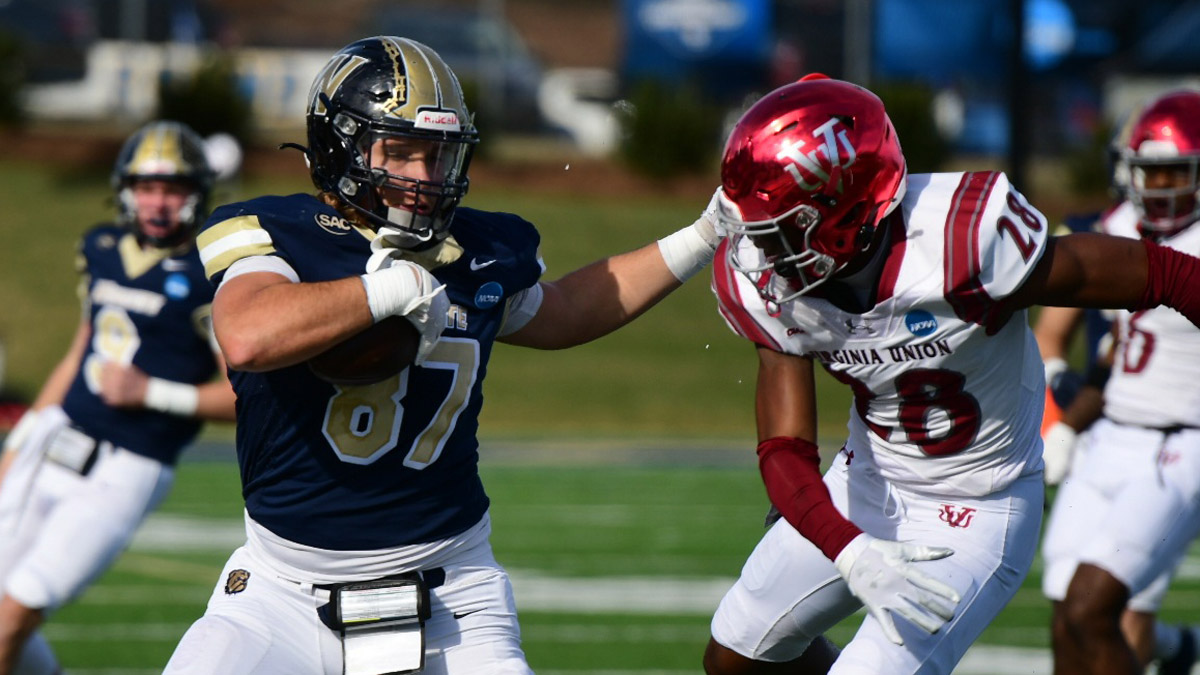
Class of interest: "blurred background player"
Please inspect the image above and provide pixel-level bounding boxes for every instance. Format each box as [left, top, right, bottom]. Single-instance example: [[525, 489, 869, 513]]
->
[[1040, 89, 1200, 675], [700, 75, 1200, 675], [162, 36, 720, 674], [0, 120, 237, 674], [1036, 102, 1141, 485]]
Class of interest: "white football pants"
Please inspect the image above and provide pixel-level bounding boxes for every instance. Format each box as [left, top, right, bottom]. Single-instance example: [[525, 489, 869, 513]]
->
[[711, 451, 1043, 675]]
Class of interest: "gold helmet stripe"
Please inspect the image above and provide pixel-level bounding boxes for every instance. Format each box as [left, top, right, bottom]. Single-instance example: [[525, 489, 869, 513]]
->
[[310, 53, 368, 117], [379, 37, 466, 124], [129, 123, 186, 176]]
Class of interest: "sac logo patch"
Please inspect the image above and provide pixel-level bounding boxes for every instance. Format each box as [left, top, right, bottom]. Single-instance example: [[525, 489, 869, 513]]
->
[[474, 281, 503, 309], [224, 569, 251, 595], [315, 212, 353, 235], [904, 309, 938, 337]]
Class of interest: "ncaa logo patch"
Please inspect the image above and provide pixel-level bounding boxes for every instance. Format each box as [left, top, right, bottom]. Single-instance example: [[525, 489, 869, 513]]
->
[[904, 309, 937, 337], [225, 569, 251, 595], [163, 273, 191, 300], [474, 281, 503, 309]]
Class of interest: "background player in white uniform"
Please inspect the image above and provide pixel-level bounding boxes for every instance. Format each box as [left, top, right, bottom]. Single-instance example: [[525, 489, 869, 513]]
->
[[1041, 89, 1200, 675], [162, 37, 720, 675], [0, 121, 237, 674], [698, 76, 1200, 675]]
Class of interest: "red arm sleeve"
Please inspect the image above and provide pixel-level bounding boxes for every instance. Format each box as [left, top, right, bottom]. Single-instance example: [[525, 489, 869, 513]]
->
[[1137, 238, 1200, 326], [757, 436, 862, 560]]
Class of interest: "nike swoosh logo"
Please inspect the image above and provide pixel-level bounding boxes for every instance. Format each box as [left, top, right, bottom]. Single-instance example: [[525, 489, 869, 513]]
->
[[453, 608, 484, 620], [469, 258, 496, 271]]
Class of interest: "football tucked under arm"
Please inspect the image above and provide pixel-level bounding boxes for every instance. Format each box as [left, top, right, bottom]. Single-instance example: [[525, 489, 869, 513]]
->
[[307, 316, 421, 386], [308, 259, 447, 385]]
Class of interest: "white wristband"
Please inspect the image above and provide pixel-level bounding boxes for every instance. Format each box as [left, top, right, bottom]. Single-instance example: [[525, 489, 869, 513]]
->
[[1043, 357, 1068, 386], [3, 408, 41, 453], [144, 378, 199, 416], [658, 218, 719, 282]]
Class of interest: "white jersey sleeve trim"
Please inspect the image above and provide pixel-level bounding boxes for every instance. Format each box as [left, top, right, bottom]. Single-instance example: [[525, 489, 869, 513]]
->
[[217, 255, 300, 291], [498, 283, 544, 337]]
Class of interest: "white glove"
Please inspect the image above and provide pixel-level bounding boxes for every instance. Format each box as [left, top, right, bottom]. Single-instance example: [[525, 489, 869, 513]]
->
[[834, 533, 960, 645], [1043, 357, 1068, 387], [2, 408, 41, 454], [1042, 421, 1078, 486], [361, 255, 449, 366]]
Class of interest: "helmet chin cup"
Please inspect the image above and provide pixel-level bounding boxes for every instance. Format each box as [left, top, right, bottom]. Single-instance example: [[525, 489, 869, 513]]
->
[[383, 206, 437, 248]]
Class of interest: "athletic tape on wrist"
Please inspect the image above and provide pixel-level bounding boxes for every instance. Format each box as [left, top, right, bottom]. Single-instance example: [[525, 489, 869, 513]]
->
[[144, 378, 199, 416], [658, 219, 718, 282]]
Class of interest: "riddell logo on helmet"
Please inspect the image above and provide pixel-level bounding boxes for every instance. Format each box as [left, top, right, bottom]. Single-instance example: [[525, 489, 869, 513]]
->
[[776, 118, 857, 193], [415, 110, 461, 131]]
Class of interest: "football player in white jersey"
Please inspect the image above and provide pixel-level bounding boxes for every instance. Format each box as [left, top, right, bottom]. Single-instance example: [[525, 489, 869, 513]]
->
[[1040, 89, 1200, 675], [0, 121, 237, 674], [700, 75, 1200, 675]]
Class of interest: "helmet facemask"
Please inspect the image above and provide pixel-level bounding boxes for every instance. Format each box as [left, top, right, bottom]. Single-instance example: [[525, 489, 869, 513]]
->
[[117, 181, 205, 248], [111, 121, 213, 249], [334, 114, 474, 248], [721, 187, 902, 305], [1128, 156, 1200, 236]]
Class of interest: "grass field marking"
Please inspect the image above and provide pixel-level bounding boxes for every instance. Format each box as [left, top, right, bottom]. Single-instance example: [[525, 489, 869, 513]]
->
[[42, 623, 191, 641], [75, 585, 211, 606], [113, 552, 223, 585], [131, 513, 246, 551], [511, 572, 732, 615]]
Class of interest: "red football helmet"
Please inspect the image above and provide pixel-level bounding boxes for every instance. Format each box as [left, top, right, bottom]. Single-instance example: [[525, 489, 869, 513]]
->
[[1124, 89, 1200, 236], [718, 75, 907, 302]]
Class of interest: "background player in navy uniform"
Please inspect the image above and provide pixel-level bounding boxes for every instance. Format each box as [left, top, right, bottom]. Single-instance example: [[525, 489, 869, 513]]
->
[[163, 37, 721, 675], [0, 121, 237, 674]]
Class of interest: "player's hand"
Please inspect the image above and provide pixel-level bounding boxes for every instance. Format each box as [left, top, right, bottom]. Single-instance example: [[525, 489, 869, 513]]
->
[[99, 361, 150, 408], [696, 187, 725, 247], [833, 533, 960, 645], [1042, 421, 1078, 486], [2, 409, 41, 454], [362, 255, 448, 365]]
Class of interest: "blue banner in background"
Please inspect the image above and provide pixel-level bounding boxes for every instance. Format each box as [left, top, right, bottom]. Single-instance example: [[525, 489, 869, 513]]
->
[[620, 0, 771, 101]]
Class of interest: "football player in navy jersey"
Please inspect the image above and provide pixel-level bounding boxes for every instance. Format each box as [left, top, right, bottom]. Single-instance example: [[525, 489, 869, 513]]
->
[[0, 121, 237, 674], [162, 36, 720, 675]]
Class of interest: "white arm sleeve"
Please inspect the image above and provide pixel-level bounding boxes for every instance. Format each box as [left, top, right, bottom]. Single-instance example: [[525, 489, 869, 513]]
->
[[498, 284, 544, 336], [218, 255, 300, 289]]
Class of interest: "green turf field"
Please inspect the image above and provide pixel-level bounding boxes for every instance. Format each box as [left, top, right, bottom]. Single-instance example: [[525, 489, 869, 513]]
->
[[43, 457, 1200, 673], [5, 156, 1194, 673]]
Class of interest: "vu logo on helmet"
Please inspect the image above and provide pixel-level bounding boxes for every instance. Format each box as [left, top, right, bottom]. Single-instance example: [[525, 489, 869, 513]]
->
[[777, 118, 858, 194]]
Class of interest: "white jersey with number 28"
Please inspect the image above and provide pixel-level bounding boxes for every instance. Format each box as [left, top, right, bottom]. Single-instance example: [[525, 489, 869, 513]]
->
[[713, 171, 1048, 498]]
